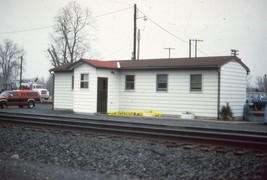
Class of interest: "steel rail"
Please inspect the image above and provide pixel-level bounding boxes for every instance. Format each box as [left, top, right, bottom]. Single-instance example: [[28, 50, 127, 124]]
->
[[1, 112, 267, 150], [1, 112, 266, 137], [1, 112, 267, 135]]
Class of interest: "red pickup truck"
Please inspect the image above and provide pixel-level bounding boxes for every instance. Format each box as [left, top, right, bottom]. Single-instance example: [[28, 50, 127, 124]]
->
[[0, 90, 41, 109]]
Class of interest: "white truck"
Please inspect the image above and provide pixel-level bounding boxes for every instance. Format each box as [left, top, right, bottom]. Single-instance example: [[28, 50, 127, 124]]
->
[[31, 84, 50, 100]]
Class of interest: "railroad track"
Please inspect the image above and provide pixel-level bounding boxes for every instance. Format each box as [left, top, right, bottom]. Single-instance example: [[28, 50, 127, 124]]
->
[[252, 110, 264, 117], [1, 112, 267, 150]]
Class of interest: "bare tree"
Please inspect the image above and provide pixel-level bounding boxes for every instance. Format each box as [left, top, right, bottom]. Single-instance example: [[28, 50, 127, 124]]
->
[[46, 75, 54, 96], [47, 2, 95, 67], [255, 75, 264, 92], [246, 74, 253, 92], [263, 74, 267, 93], [0, 39, 24, 85]]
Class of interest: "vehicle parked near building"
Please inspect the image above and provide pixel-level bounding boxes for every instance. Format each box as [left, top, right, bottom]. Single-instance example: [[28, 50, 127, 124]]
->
[[0, 90, 41, 109], [246, 92, 267, 111], [31, 84, 50, 100]]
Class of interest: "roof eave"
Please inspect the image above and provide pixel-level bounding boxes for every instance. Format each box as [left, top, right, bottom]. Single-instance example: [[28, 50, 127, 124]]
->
[[120, 66, 219, 70]]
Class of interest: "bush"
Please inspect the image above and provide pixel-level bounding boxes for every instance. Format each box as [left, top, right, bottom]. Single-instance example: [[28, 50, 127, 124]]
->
[[243, 103, 255, 121], [220, 102, 233, 120]]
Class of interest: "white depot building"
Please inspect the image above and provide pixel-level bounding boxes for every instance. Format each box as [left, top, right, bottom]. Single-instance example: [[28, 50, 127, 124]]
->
[[50, 56, 249, 120]]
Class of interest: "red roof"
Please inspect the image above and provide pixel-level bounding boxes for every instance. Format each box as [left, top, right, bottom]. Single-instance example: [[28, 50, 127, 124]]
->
[[82, 59, 118, 69]]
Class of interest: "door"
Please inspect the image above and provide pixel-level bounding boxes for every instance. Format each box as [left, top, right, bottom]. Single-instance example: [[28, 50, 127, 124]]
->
[[97, 77, 108, 113], [8, 91, 19, 106]]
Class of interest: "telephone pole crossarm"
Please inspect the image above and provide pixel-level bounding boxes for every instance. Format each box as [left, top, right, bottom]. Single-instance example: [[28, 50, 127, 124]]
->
[[230, 49, 239, 56], [164, 48, 175, 59]]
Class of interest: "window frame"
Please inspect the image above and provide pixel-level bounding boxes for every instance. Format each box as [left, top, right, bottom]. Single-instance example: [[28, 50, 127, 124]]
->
[[190, 74, 202, 92], [156, 74, 168, 92], [125, 75, 135, 90], [80, 73, 89, 89]]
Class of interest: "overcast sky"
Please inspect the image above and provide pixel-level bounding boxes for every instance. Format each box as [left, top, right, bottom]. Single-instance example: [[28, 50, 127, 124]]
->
[[0, 0, 266, 82]]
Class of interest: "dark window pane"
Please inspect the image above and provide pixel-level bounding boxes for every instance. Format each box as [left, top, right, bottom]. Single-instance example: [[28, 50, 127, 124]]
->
[[158, 83, 167, 88], [126, 83, 134, 90], [26, 92, 37, 96], [126, 75, 134, 82], [157, 74, 168, 91], [190, 74, 202, 91], [125, 75, 135, 90], [80, 82, 88, 88], [80, 74, 89, 89], [157, 75, 167, 82], [11, 92, 18, 96], [81, 74, 88, 81]]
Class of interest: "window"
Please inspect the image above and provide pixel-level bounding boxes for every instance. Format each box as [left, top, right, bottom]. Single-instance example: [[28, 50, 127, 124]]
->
[[26, 92, 38, 96], [71, 75, 74, 90], [80, 74, 89, 89], [10, 92, 18, 96], [125, 75, 135, 90], [190, 74, 202, 91], [157, 74, 168, 91]]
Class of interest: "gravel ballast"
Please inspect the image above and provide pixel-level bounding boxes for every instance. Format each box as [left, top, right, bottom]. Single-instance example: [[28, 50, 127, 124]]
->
[[0, 126, 267, 180]]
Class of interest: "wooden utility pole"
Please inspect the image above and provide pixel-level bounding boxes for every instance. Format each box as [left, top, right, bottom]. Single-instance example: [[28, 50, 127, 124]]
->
[[164, 48, 175, 59], [189, 39, 203, 58], [137, 29, 141, 60], [191, 39, 203, 58], [264, 74, 267, 93], [132, 4, 137, 60], [19, 56, 23, 90], [189, 39, 192, 58]]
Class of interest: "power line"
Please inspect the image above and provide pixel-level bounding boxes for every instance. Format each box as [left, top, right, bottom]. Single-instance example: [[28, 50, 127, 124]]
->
[[137, 8, 209, 57], [91, 6, 132, 19], [138, 9, 188, 44], [0, 26, 53, 35], [0, 6, 133, 35], [191, 41, 208, 56]]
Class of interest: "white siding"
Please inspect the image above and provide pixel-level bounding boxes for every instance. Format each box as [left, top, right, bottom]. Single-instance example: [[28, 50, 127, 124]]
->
[[54, 62, 247, 118], [73, 64, 97, 113], [96, 69, 120, 111], [220, 61, 247, 118], [119, 69, 218, 117], [73, 64, 120, 114], [54, 72, 73, 110]]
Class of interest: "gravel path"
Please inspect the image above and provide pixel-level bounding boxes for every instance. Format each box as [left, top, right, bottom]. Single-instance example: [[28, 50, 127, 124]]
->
[[0, 126, 266, 180], [0, 158, 123, 180]]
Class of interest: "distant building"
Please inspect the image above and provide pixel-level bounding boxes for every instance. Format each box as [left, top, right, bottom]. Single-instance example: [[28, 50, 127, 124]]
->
[[0, 69, 2, 89], [50, 56, 249, 119]]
